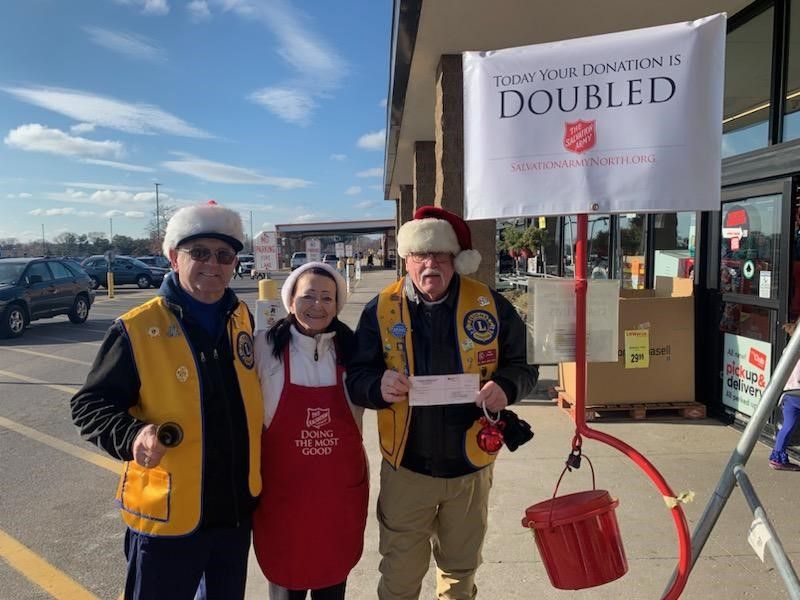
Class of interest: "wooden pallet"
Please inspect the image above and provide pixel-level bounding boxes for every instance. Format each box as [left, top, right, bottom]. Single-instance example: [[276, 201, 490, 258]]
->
[[556, 392, 706, 421]]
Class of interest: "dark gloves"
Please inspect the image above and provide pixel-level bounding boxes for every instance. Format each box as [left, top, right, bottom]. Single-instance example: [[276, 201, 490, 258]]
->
[[500, 409, 533, 451]]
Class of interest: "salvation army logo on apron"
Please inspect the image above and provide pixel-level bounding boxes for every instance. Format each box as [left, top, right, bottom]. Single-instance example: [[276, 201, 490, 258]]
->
[[236, 332, 255, 369]]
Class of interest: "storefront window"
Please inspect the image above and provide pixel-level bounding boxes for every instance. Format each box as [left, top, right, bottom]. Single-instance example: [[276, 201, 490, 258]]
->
[[654, 212, 696, 280], [719, 195, 781, 299], [613, 214, 645, 288], [784, 0, 800, 142], [563, 215, 609, 279], [722, 7, 773, 157]]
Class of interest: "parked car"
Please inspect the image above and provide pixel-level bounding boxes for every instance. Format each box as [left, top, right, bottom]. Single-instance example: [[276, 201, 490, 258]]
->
[[81, 255, 168, 289], [237, 254, 255, 272], [322, 254, 338, 268], [290, 252, 308, 270], [136, 255, 171, 269], [0, 257, 95, 338]]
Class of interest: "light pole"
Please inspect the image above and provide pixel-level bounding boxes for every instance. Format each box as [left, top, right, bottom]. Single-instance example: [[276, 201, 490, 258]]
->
[[109, 217, 113, 246], [250, 210, 254, 254], [154, 183, 161, 245], [41, 224, 45, 256]]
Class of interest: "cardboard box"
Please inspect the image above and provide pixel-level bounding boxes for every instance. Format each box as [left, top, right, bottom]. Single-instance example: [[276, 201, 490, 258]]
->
[[559, 277, 694, 405]]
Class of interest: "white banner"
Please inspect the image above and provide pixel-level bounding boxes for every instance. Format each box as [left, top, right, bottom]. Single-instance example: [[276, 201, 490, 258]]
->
[[254, 231, 278, 271], [463, 14, 726, 219]]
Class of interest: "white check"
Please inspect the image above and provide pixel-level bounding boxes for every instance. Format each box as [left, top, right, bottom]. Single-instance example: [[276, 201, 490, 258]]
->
[[408, 373, 479, 407]]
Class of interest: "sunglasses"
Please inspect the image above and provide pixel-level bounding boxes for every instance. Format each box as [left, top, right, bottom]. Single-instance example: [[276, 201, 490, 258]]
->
[[179, 247, 237, 265]]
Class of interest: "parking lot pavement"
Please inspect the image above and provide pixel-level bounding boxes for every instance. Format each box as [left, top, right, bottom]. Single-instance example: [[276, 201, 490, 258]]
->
[[2, 270, 799, 599]]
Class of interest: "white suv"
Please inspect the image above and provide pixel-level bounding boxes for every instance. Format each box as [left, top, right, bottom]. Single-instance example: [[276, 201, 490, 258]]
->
[[290, 252, 307, 270]]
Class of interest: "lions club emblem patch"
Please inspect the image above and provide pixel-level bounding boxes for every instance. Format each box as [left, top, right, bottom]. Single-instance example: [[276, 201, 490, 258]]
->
[[236, 332, 255, 369], [463, 310, 498, 345]]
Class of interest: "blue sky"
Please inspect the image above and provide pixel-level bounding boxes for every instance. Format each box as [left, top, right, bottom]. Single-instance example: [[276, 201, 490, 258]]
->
[[0, 0, 391, 243]]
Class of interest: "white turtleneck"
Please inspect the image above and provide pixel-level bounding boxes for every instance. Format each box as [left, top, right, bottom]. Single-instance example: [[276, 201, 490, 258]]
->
[[254, 325, 362, 430]]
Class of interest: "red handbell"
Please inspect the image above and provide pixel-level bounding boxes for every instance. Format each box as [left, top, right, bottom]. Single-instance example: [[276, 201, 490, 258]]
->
[[477, 416, 505, 453]]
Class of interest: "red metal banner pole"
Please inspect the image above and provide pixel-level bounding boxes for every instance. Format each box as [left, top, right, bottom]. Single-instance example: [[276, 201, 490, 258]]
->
[[572, 213, 691, 599]]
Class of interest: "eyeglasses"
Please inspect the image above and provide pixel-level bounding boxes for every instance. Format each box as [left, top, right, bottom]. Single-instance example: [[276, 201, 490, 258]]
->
[[178, 247, 237, 265], [407, 252, 452, 264], [295, 294, 336, 306]]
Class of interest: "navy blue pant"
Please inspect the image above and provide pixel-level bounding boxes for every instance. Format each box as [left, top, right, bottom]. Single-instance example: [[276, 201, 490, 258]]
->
[[124, 520, 251, 600], [775, 395, 800, 453]]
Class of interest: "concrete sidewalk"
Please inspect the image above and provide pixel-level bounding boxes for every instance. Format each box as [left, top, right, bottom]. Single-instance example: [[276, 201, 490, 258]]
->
[[246, 269, 799, 599]]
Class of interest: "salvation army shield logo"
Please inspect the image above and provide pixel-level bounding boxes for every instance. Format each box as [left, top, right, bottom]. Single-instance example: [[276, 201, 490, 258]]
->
[[563, 119, 596, 154], [306, 408, 331, 429]]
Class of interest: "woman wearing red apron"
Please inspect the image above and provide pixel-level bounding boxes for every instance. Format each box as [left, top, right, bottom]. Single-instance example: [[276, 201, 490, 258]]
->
[[253, 262, 369, 600]]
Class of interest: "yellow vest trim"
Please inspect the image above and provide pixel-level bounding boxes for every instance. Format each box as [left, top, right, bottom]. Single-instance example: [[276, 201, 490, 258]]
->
[[115, 297, 263, 536], [376, 276, 500, 470]]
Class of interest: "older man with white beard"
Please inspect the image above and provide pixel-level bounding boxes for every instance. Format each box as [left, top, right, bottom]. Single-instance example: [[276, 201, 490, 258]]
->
[[346, 206, 538, 600]]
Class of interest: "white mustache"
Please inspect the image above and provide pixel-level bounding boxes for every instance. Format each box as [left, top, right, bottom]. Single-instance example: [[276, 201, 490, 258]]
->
[[421, 269, 442, 278]]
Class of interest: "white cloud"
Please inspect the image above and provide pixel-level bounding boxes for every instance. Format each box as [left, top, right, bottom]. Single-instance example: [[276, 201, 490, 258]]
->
[[84, 26, 166, 62], [356, 167, 383, 178], [162, 154, 312, 188], [220, 0, 346, 85], [370, 184, 383, 192], [91, 190, 156, 204], [6, 192, 32, 199], [293, 214, 318, 223], [77, 210, 96, 217], [187, 0, 211, 22], [357, 129, 386, 151], [63, 181, 151, 192], [30, 207, 77, 216], [45, 187, 159, 206], [354, 200, 376, 209], [379, 98, 387, 108], [259, 222, 275, 231], [4, 124, 123, 158], [248, 87, 315, 126], [345, 186, 362, 196], [71, 123, 96, 134], [80, 158, 155, 173], [2, 86, 210, 137], [329, 153, 346, 161], [114, 0, 170, 16], [229, 0, 348, 124], [103, 209, 146, 218]]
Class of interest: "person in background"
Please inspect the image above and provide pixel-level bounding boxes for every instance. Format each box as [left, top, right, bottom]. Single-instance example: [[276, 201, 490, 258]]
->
[[346, 206, 538, 600], [71, 201, 263, 599], [770, 319, 800, 471], [253, 261, 368, 600]]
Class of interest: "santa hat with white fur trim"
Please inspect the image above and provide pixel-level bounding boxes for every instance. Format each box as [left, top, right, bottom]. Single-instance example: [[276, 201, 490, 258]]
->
[[162, 200, 245, 257], [281, 261, 347, 315], [396, 206, 482, 274]]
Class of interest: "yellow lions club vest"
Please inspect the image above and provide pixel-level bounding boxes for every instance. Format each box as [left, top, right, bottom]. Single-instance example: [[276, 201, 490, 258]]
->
[[376, 276, 500, 470], [115, 296, 263, 536]]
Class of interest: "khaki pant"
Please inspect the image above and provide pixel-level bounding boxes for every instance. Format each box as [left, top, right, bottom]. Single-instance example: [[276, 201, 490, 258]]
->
[[376, 462, 493, 600]]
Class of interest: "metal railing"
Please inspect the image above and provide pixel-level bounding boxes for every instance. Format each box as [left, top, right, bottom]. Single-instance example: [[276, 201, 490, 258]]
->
[[665, 325, 800, 599]]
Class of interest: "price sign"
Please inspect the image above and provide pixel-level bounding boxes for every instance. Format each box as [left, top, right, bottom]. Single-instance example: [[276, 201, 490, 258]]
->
[[624, 329, 650, 369]]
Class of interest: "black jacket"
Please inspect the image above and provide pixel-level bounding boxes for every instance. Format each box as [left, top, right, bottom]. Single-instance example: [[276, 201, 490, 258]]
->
[[345, 274, 538, 477], [70, 273, 256, 528]]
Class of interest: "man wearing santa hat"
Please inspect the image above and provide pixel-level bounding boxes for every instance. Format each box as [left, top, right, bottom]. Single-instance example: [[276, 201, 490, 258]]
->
[[71, 201, 262, 599], [347, 206, 538, 599]]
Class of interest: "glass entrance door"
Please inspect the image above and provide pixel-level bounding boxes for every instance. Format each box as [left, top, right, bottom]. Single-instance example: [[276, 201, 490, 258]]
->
[[716, 185, 787, 420]]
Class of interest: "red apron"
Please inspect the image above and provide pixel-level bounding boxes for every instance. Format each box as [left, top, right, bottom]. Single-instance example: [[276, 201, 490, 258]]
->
[[253, 347, 369, 590]]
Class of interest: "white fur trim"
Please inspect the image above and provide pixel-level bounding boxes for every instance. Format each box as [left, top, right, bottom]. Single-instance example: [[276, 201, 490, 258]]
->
[[397, 218, 460, 258], [162, 204, 244, 257], [454, 249, 481, 274], [281, 262, 347, 315]]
